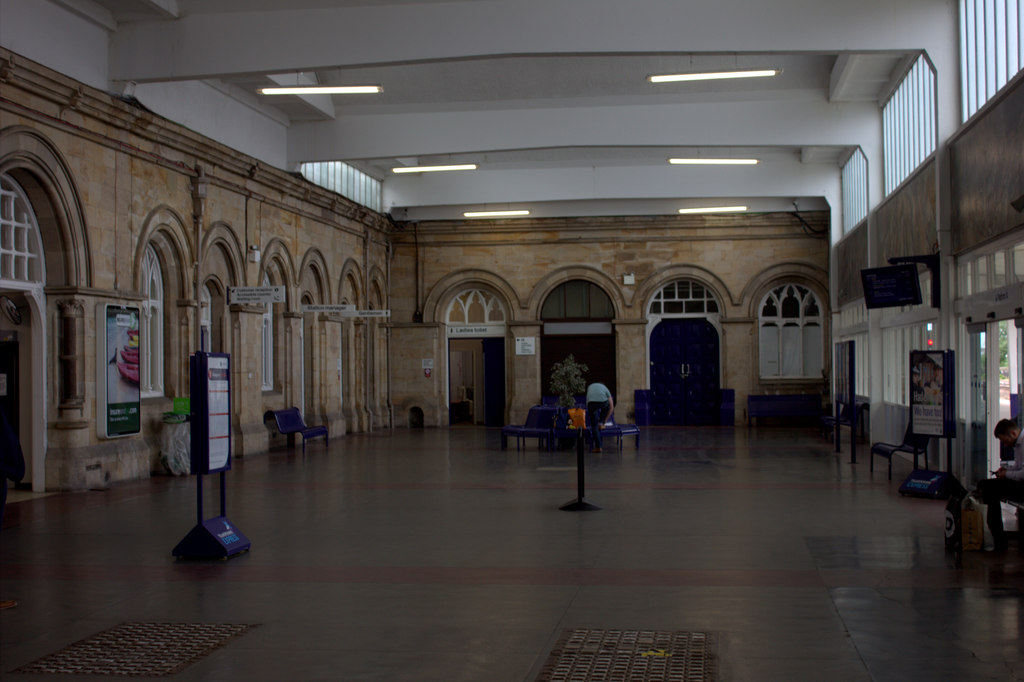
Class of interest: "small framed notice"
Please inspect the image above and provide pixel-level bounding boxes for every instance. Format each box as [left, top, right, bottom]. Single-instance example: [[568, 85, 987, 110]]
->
[[515, 337, 536, 355]]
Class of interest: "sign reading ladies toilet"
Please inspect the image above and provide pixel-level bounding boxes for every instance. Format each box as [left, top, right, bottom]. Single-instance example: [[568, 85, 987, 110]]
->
[[98, 304, 141, 437]]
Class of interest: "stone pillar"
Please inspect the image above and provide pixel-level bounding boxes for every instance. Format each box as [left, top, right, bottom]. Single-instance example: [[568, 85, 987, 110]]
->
[[508, 322, 542, 424], [229, 302, 269, 456], [613, 319, 647, 422], [56, 298, 86, 426], [318, 314, 347, 437], [282, 311, 303, 411]]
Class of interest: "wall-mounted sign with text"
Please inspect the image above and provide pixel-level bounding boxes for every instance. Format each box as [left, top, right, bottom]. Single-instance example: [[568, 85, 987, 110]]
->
[[447, 324, 505, 338], [228, 285, 286, 305], [515, 337, 536, 355]]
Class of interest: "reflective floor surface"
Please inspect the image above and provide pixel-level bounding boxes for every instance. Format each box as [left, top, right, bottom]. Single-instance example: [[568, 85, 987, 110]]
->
[[1, 426, 1022, 681]]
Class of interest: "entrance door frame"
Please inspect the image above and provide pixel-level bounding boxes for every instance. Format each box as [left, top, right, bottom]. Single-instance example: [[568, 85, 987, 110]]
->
[[0, 284, 46, 491], [958, 281, 1024, 483], [644, 313, 723, 389]]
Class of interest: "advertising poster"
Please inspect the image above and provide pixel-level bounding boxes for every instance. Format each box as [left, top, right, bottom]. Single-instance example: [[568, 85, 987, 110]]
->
[[910, 350, 946, 436], [104, 305, 141, 436]]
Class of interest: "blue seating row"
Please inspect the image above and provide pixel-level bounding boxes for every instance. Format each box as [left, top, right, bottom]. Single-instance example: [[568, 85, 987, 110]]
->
[[500, 405, 640, 451]]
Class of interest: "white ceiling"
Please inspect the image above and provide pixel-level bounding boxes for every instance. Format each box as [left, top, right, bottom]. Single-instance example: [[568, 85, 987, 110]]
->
[[75, 0, 955, 222]]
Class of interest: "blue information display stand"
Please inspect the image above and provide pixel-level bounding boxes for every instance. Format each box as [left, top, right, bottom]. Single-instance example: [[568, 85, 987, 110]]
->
[[173, 352, 251, 559]]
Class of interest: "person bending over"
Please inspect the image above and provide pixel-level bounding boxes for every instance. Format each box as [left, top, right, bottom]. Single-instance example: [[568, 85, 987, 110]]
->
[[585, 382, 614, 453], [976, 419, 1024, 552]]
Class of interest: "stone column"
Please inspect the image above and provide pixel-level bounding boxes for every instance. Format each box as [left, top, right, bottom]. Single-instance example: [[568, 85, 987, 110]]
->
[[282, 311, 303, 411], [229, 302, 269, 456], [56, 298, 86, 426], [508, 322, 542, 424], [613, 319, 648, 422]]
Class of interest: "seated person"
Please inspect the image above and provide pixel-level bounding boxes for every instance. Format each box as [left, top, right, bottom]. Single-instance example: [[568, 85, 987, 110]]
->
[[976, 419, 1024, 552]]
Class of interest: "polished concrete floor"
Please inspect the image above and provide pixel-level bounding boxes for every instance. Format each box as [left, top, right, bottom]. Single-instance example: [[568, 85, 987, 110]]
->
[[1, 425, 1022, 681]]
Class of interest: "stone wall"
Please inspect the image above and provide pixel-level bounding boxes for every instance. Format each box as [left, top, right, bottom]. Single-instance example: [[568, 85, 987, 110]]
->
[[389, 213, 831, 426], [1, 48, 390, 490]]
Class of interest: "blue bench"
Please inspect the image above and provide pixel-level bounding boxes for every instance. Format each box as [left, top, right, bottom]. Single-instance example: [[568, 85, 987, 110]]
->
[[747, 394, 821, 426], [550, 409, 641, 451], [264, 407, 328, 453], [870, 424, 929, 480], [821, 399, 870, 441], [501, 405, 555, 450], [599, 413, 641, 450]]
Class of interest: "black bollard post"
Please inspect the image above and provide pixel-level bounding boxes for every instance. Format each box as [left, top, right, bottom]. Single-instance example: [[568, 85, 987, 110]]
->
[[560, 428, 601, 511]]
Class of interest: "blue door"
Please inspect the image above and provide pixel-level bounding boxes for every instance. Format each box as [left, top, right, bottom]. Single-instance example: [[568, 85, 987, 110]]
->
[[649, 319, 720, 425], [482, 338, 506, 427]]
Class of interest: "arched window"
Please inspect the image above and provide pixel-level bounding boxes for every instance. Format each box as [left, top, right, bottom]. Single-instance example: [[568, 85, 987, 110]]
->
[[261, 273, 274, 391], [200, 284, 212, 352], [647, 279, 720, 316], [140, 245, 164, 396], [446, 288, 506, 324], [759, 284, 823, 378], [541, 280, 613, 320], [0, 173, 43, 284]]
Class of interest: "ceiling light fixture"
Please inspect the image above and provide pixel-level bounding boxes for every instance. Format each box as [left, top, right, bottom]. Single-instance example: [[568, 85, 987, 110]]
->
[[392, 164, 478, 174], [678, 205, 748, 214], [463, 210, 530, 218], [648, 69, 779, 83], [668, 158, 759, 165], [258, 85, 382, 95]]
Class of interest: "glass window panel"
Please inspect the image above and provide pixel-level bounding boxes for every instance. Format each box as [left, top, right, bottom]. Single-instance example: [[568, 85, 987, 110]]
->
[[781, 290, 801, 318], [589, 284, 614, 318], [802, 323, 823, 377], [760, 325, 780, 376], [1014, 243, 1024, 280], [993, 250, 1007, 287], [541, 292, 563, 319], [975, 255, 989, 292], [565, 280, 588, 317], [780, 325, 802, 375]]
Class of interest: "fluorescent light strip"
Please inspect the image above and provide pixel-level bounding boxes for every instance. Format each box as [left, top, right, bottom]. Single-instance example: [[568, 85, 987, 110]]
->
[[649, 69, 779, 83], [463, 210, 530, 218], [392, 164, 478, 174], [678, 205, 748, 214], [669, 158, 759, 165], [259, 85, 382, 95]]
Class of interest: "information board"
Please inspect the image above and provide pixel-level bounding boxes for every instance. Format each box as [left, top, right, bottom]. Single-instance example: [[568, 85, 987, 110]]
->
[[860, 264, 923, 309], [189, 352, 232, 474]]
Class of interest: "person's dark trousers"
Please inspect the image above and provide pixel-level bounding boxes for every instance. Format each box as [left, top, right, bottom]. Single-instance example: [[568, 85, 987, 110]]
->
[[976, 478, 1024, 550], [587, 400, 610, 451]]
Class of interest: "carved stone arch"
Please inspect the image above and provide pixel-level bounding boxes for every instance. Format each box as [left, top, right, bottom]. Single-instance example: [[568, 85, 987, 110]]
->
[[741, 262, 830, 318], [337, 258, 363, 306], [0, 125, 91, 287], [201, 221, 244, 289], [298, 248, 330, 304], [134, 205, 190, 298], [368, 265, 387, 308], [422, 269, 521, 324], [259, 237, 298, 298], [528, 266, 624, 320], [637, 264, 735, 312]]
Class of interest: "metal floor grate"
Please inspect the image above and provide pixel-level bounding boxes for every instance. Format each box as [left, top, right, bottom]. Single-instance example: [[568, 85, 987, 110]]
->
[[12, 622, 258, 677], [536, 629, 717, 682]]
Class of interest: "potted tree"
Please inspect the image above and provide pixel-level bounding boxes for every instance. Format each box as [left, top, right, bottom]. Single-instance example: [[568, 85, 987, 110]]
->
[[549, 354, 588, 431]]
